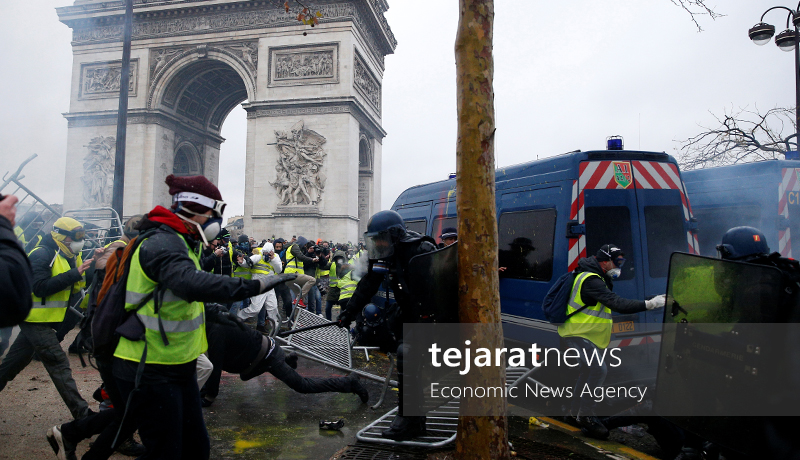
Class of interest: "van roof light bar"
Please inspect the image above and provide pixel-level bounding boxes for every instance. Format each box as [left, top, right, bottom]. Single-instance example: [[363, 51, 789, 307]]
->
[[607, 136, 624, 151]]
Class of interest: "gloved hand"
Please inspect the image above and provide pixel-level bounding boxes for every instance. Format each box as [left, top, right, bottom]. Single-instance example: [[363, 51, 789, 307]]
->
[[215, 311, 248, 331], [258, 273, 297, 293], [645, 294, 666, 310], [336, 311, 353, 328]]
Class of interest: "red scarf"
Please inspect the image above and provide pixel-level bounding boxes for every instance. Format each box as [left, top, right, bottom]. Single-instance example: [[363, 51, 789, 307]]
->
[[146, 206, 198, 237]]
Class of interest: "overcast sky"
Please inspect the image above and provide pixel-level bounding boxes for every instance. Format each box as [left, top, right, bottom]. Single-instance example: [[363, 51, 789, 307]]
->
[[0, 1, 794, 222]]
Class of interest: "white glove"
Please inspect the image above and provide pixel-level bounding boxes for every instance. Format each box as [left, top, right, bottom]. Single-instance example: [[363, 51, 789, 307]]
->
[[645, 294, 666, 310]]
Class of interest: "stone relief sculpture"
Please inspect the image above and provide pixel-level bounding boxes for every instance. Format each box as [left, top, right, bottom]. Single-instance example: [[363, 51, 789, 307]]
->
[[80, 61, 137, 98], [275, 50, 334, 79], [354, 54, 380, 110], [270, 121, 327, 206], [81, 136, 116, 207], [224, 42, 258, 72]]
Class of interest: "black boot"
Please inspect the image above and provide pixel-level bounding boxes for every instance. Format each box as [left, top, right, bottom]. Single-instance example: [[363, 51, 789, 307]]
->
[[577, 415, 609, 440], [381, 415, 427, 441], [349, 375, 369, 403]]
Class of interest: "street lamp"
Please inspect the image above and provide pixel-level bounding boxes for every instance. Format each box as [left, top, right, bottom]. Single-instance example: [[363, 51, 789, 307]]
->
[[749, 3, 800, 157]]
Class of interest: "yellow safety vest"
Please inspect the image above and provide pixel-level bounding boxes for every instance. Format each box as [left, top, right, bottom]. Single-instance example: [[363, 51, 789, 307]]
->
[[557, 272, 613, 349], [251, 255, 276, 276], [315, 263, 330, 278], [232, 247, 253, 280], [328, 261, 339, 288], [284, 244, 304, 274], [338, 270, 357, 301], [27, 248, 85, 323], [14, 226, 26, 245], [114, 236, 207, 365]]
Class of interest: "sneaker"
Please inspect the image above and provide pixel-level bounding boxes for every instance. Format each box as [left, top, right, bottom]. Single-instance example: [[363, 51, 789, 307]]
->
[[115, 437, 146, 457], [296, 299, 307, 309], [348, 375, 369, 403], [46, 425, 77, 460], [576, 415, 609, 440]]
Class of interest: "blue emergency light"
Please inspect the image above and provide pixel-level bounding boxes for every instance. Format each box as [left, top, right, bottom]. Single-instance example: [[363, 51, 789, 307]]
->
[[607, 136, 624, 151], [448, 173, 457, 179], [786, 151, 799, 160]]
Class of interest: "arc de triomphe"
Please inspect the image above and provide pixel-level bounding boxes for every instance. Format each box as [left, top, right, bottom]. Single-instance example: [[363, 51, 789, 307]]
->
[[57, 0, 395, 242]]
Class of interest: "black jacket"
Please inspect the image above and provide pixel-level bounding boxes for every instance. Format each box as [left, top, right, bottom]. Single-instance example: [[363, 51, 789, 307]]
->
[[28, 233, 84, 307], [136, 223, 262, 304], [575, 256, 645, 313], [0, 216, 33, 327], [342, 234, 437, 335]]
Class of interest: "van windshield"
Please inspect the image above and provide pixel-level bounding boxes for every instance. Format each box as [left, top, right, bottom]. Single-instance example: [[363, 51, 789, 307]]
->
[[644, 205, 687, 278], [585, 206, 635, 280]]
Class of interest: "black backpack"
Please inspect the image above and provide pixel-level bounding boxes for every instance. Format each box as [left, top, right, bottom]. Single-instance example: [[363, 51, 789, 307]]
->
[[542, 271, 590, 323], [91, 228, 157, 361]]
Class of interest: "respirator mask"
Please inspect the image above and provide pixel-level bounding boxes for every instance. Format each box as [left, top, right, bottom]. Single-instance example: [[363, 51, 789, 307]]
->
[[607, 257, 626, 280], [172, 192, 227, 247]]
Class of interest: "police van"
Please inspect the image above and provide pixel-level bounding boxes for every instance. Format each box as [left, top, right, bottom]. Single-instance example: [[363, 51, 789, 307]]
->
[[682, 159, 800, 258], [390, 140, 699, 387]]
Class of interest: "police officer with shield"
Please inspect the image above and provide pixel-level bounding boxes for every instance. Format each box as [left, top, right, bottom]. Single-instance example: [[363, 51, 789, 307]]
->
[[336, 210, 437, 441]]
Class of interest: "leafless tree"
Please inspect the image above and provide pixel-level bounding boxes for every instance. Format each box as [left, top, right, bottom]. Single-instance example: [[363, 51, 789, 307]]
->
[[671, 0, 724, 31], [677, 106, 798, 170]]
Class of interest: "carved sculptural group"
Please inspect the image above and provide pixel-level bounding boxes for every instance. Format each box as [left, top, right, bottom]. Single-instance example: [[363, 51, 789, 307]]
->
[[270, 121, 327, 206], [81, 136, 116, 207]]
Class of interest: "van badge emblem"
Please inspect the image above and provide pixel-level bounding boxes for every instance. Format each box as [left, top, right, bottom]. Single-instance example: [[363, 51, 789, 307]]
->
[[612, 161, 633, 189]]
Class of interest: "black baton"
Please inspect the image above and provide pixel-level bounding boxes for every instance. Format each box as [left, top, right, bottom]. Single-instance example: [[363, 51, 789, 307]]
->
[[277, 321, 337, 337]]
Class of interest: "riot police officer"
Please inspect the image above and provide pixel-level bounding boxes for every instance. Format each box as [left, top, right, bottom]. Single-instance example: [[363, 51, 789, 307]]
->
[[336, 210, 437, 441]]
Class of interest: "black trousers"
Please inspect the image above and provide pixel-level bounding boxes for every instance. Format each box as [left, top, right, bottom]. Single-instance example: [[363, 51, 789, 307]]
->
[[274, 282, 293, 318], [116, 373, 209, 460], [264, 345, 352, 394]]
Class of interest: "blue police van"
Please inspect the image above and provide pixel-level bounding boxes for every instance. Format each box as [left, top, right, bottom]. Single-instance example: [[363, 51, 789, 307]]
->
[[682, 159, 800, 258], [390, 141, 699, 387]]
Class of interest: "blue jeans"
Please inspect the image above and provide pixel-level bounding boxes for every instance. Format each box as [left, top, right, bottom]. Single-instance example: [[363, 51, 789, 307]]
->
[[565, 337, 608, 416], [257, 303, 267, 327], [325, 300, 336, 321], [307, 286, 322, 315]]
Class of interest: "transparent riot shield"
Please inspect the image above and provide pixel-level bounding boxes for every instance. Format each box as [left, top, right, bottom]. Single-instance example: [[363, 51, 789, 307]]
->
[[657, 252, 800, 455], [406, 242, 459, 323]]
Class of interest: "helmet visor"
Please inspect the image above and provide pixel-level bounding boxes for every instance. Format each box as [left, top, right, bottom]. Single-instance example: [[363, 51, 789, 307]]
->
[[364, 231, 395, 260]]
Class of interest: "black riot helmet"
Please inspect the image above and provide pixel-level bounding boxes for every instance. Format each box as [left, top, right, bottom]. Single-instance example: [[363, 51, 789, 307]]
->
[[364, 210, 407, 260], [716, 226, 770, 261]]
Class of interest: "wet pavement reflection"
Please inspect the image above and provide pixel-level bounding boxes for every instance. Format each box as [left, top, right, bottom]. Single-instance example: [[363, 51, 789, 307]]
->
[[204, 355, 391, 460]]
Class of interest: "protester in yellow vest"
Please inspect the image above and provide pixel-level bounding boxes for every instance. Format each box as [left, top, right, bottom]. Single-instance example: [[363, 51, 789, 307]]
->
[[111, 174, 296, 459], [558, 244, 665, 439], [324, 250, 348, 320], [0, 216, 94, 420], [283, 236, 318, 308]]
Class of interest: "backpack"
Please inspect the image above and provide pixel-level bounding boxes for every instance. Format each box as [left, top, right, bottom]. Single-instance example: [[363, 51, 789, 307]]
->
[[542, 271, 590, 323], [90, 228, 156, 361]]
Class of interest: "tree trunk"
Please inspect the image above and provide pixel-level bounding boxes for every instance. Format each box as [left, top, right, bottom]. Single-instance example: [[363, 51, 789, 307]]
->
[[454, 1, 509, 459]]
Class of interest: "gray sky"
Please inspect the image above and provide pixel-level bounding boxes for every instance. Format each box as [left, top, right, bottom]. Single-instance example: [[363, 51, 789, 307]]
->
[[0, 1, 794, 223]]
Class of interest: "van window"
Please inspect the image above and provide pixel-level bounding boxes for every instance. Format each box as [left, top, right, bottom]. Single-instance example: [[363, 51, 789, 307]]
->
[[498, 209, 556, 281], [693, 205, 761, 256], [585, 206, 635, 280], [644, 205, 687, 278], [404, 220, 427, 235], [432, 217, 457, 239]]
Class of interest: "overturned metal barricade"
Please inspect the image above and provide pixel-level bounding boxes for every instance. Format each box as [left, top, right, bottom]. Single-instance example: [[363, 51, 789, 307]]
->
[[274, 306, 398, 409], [355, 365, 543, 447], [1, 154, 62, 249], [63, 207, 125, 259]]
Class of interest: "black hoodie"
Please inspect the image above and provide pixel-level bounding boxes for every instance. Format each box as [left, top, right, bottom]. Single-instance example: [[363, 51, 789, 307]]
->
[[575, 256, 645, 314], [0, 216, 33, 327]]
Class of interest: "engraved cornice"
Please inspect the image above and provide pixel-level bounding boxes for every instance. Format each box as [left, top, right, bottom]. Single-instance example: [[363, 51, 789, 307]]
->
[[61, 2, 392, 70], [63, 109, 226, 144], [243, 97, 386, 141]]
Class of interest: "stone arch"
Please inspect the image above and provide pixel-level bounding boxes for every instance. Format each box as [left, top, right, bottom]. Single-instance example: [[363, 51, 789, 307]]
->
[[148, 47, 255, 132], [358, 134, 372, 173], [173, 142, 203, 176]]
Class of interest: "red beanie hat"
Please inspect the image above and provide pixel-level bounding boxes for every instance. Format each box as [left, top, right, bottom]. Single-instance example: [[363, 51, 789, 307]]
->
[[165, 174, 222, 214]]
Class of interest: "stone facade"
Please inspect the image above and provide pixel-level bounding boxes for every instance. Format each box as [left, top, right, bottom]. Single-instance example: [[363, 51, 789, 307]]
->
[[58, 0, 393, 243]]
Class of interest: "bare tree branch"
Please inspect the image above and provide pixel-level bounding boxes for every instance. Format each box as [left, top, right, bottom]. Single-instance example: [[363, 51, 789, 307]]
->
[[670, 0, 724, 31], [676, 105, 797, 170]]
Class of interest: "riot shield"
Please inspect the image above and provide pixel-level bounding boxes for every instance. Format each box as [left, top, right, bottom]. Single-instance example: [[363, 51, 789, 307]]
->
[[657, 252, 800, 455], [406, 242, 459, 322]]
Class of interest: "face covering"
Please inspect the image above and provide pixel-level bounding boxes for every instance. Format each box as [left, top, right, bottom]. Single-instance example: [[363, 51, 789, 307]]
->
[[607, 268, 621, 279], [176, 213, 221, 247], [69, 240, 85, 254]]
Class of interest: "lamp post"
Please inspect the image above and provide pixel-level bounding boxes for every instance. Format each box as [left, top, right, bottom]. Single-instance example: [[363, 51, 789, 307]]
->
[[750, 4, 800, 157]]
